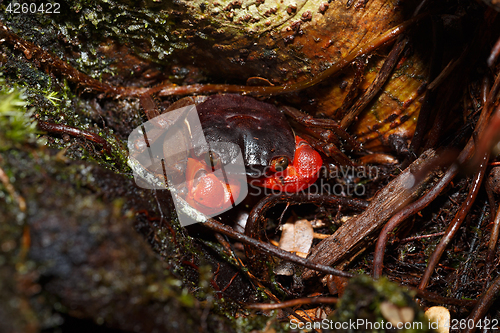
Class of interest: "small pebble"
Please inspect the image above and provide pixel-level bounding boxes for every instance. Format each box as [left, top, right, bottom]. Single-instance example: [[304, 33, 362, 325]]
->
[[319, 2, 329, 13], [301, 10, 312, 21]]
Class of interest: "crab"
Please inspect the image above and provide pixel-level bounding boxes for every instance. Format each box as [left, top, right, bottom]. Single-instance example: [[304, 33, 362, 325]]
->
[[130, 94, 361, 214]]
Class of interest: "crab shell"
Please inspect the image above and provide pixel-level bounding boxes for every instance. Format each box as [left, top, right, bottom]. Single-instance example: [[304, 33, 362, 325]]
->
[[196, 94, 297, 176]]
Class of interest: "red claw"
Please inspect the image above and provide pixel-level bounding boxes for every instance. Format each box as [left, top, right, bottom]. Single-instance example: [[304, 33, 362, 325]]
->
[[252, 136, 323, 192], [185, 158, 241, 215]]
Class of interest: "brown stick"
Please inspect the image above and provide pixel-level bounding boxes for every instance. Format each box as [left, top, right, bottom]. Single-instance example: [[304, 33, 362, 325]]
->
[[408, 18, 442, 156], [487, 34, 500, 67], [37, 121, 113, 155], [412, 288, 476, 308], [372, 157, 458, 279], [464, 72, 500, 172], [0, 161, 26, 212], [246, 297, 338, 310], [485, 167, 500, 274], [418, 151, 489, 290], [244, 193, 368, 279], [302, 149, 441, 279], [340, 36, 409, 129], [203, 217, 354, 279], [373, 63, 498, 278], [463, 274, 500, 333], [486, 206, 500, 273], [399, 232, 445, 243], [333, 57, 367, 120]]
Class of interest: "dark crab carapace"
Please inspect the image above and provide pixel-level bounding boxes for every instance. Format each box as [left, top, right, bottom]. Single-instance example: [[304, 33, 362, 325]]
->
[[197, 95, 296, 177]]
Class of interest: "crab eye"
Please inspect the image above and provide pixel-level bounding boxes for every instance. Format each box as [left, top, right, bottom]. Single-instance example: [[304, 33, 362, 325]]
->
[[270, 156, 289, 172], [204, 151, 221, 170]]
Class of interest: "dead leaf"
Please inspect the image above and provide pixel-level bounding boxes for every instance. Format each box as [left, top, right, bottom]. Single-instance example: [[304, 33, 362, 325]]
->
[[275, 219, 314, 276], [289, 308, 328, 324], [279, 219, 314, 255]]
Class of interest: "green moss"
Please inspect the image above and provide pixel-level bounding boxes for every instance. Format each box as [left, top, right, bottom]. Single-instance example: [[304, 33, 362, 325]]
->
[[0, 44, 130, 171], [233, 312, 288, 333], [329, 275, 436, 333], [0, 80, 38, 149]]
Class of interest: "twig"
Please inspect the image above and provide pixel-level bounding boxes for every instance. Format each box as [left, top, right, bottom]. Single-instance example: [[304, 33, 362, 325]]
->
[[373, 69, 498, 278], [246, 297, 338, 310], [465, 72, 500, 172], [169, 191, 357, 278], [340, 36, 408, 128], [0, 160, 26, 212], [37, 121, 113, 155], [485, 171, 500, 274], [333, 57, 367, 120], [463, 275, 500, 333], [418, 151, 489, 290], [203, 215, 354, 279], [412, 288, 476, 308], [302, 149, 442, 280], [372, 158, 457, 279], [399, 232, 445, 243], [244, 193, 368, 279], [407, 15, 442, 157], [487, 34, 500, 67]]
